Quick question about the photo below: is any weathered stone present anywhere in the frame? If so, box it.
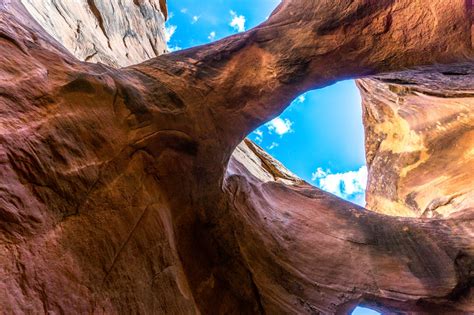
[359,65,474,218]
[1,0,474,314]
[20,0,168,67]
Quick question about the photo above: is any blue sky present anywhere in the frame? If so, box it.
[165,1,368,208]
[352,306,381,315]
[165,2,377,314]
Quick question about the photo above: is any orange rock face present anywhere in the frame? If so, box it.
[1,0,474,314]
[359,67,474,218]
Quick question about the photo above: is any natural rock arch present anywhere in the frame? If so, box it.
[0,0,473,313]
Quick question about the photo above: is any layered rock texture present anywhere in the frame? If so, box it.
[1,0,474,314]
[359,67,474,218]
[20,0,168,67]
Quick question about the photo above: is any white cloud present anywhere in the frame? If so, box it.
[167,45,182,52]
[164,16,180,52]
[230,10,246,32]
[191,15,200,24]
[312,166,368,206]
[297,94,306,103]
[267,142,279,150]
[266,117,293,136]
[164,24,177,43]
[253,129,263,143]
[208,31,216,41]
[180,8,188,13]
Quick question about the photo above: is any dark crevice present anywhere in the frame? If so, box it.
[84,51,97,62]
[86,0,112,50]
[422,194,462,218]
[379,78,416,85]
[441,71,469,76]
[247,268,266,315]
[159,0,168,20]
[448,251,474,301]
[148,36,160,57]
[0,32,28,55]
[51,0,73,29]
[84,44,98,62]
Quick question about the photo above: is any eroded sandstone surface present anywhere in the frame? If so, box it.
[20,0,167,67]
[1,0,474,314]
[359,67,474,218]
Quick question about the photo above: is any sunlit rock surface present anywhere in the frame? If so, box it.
[359,66,474,218]
[21,0,168,67]
[1,0,474,314]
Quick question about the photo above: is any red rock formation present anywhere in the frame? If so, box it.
[358,67,474,218]
[1,0,474,314]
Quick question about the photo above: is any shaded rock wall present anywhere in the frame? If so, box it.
[0,1,199,314]
[1,0,474,314]
[359,66,474,218]
[225,153,474,314]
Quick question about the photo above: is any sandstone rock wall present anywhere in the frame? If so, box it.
[1,0,474,314]
[20,0,168,67]
[19,1,474,222]
[359,66,474,218]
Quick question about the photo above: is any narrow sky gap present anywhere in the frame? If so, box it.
[166,0,369,207]
[248,80,367,205]
[352,306,382,315]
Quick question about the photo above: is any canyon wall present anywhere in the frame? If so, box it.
[1,0,474,314]
[20,0,168,67]
[19,0,474,221]
[359,67,474,218]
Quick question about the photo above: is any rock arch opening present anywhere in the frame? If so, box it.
[241,64,474,220]
[352,306,381,315]
[1,0,473,314]
[245,79,368,206]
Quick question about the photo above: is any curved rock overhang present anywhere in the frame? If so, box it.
[0,0,473,313]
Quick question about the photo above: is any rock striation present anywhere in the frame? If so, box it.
[358,67,474,218]
[1,0,474,314]
[20,0,168,67]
